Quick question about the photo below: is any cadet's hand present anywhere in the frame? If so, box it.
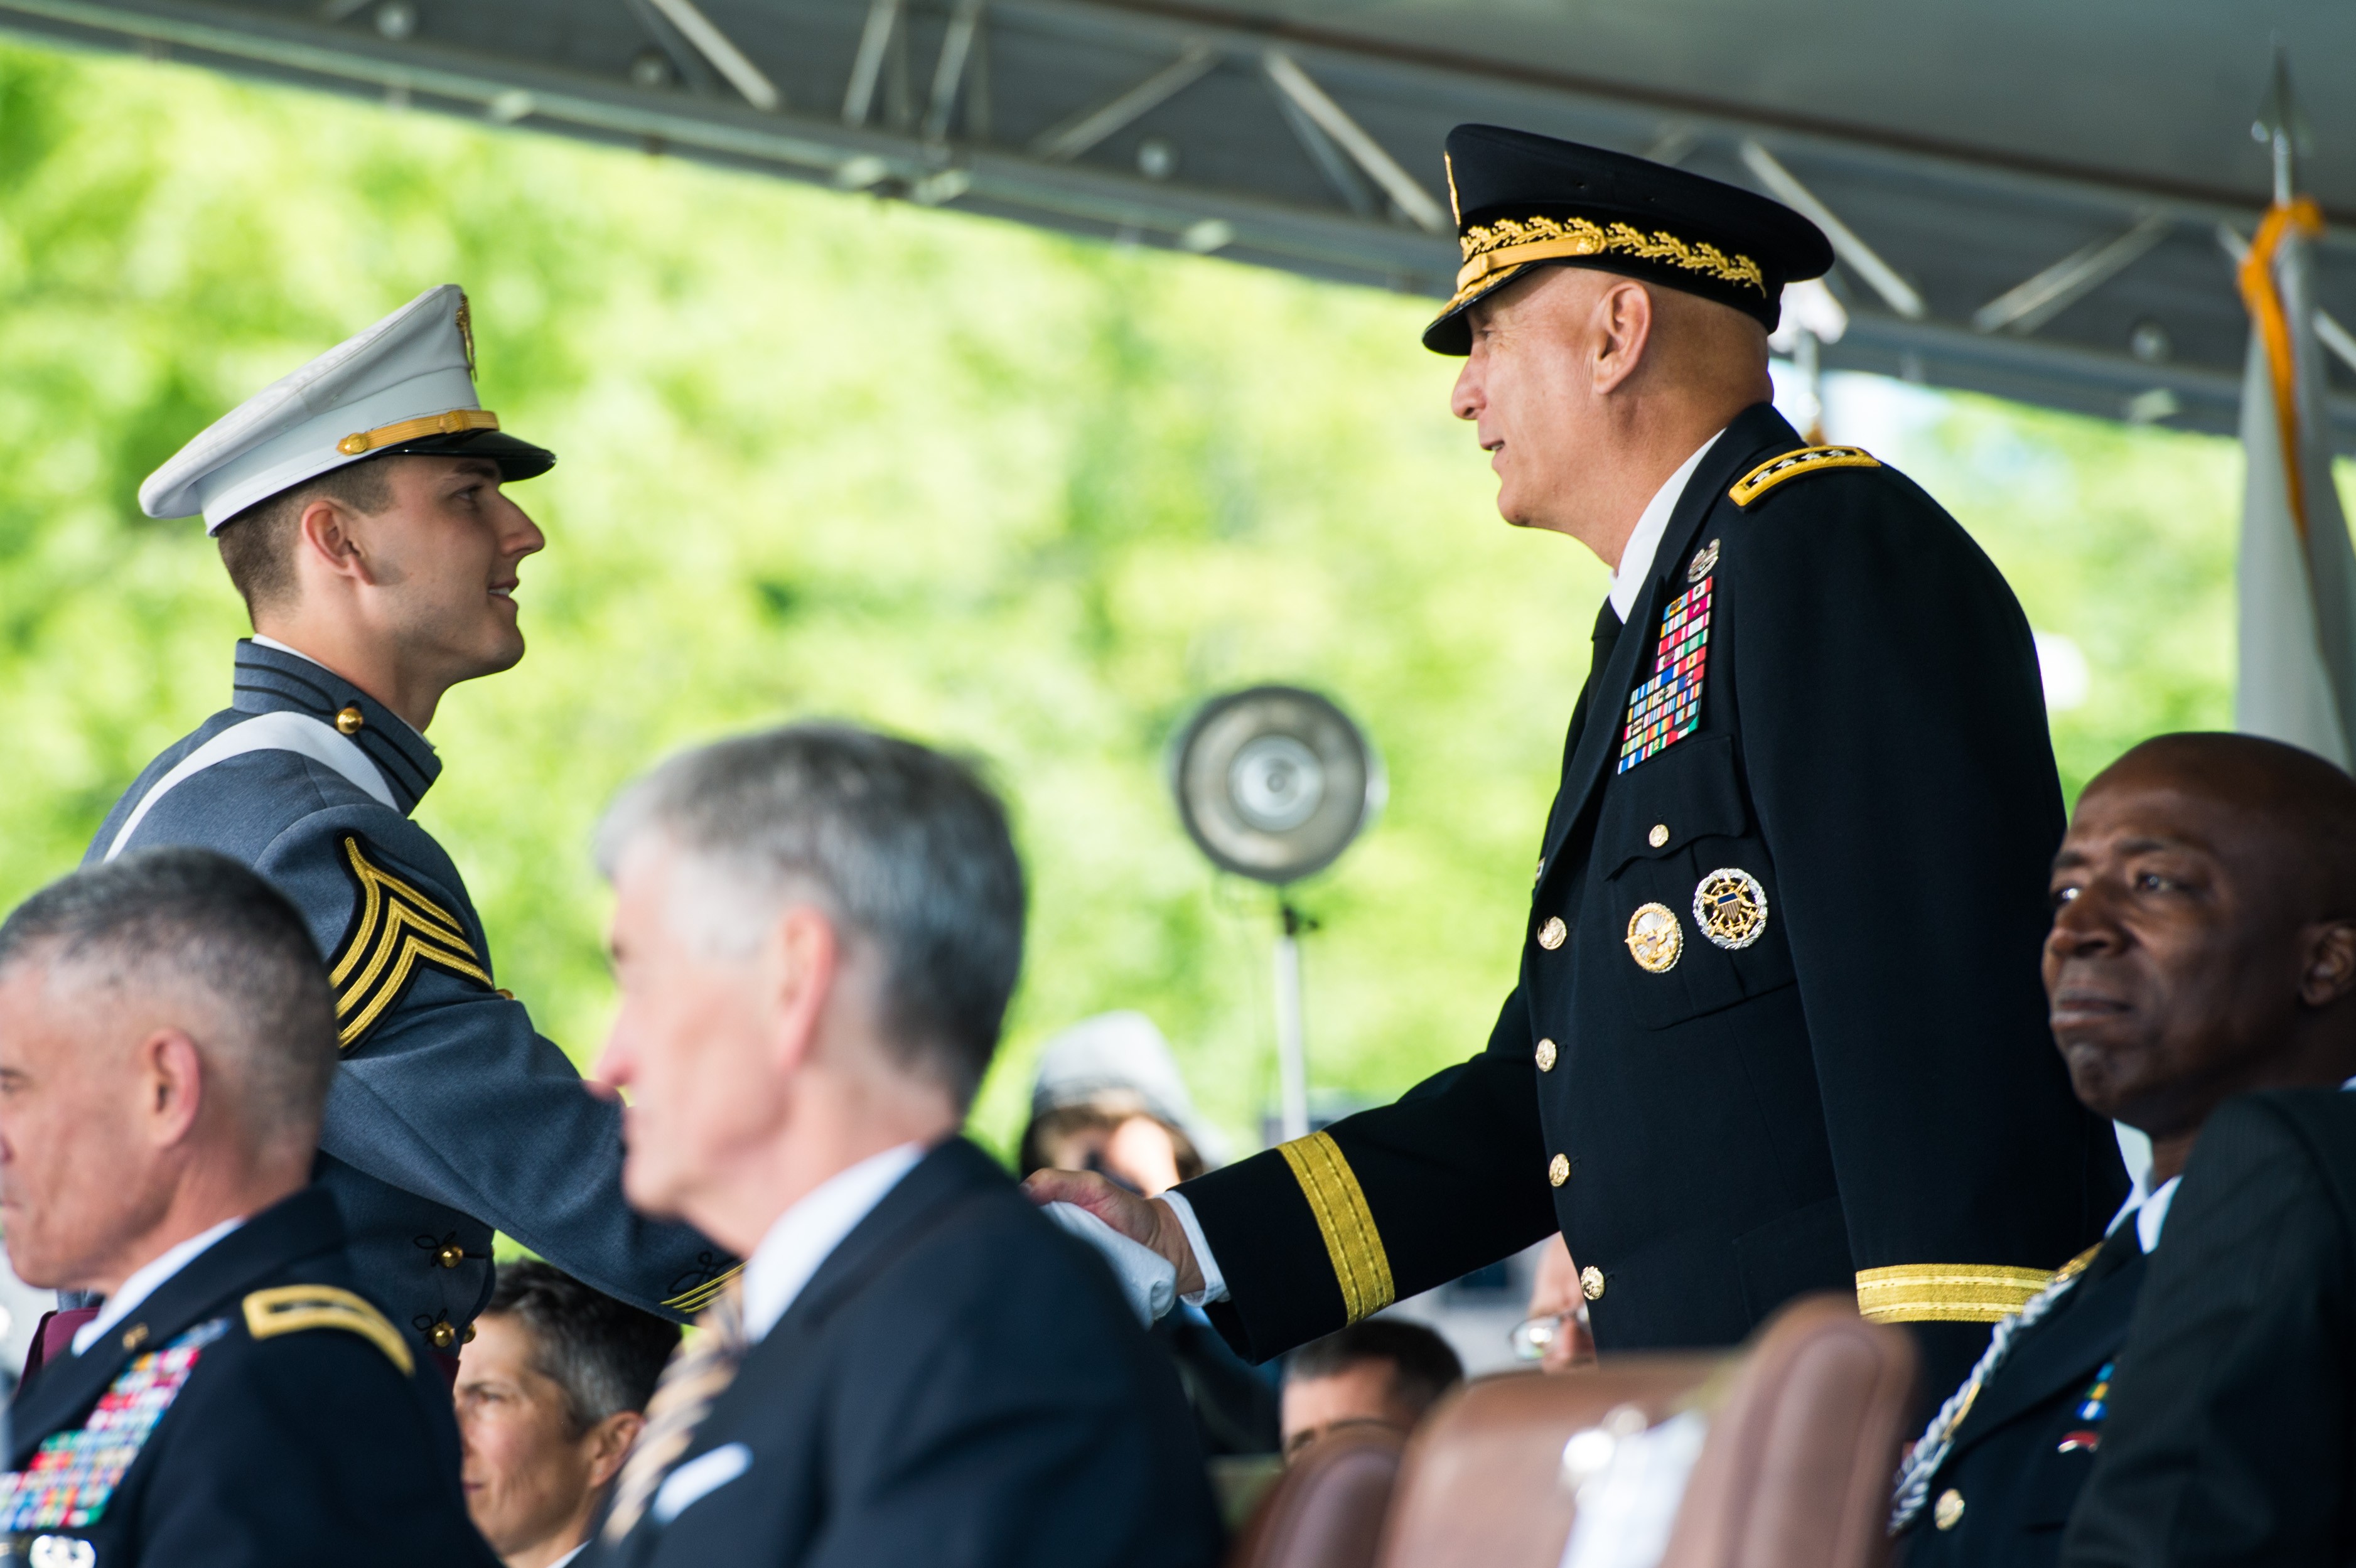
[1023,1168,1206,1297]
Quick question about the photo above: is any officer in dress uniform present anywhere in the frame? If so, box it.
[76,286,731,1365]
[0,849,496,1567]
[1032,126,2125,1393]
[1893,733,2356,1564]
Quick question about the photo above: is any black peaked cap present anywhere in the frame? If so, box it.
[1424,124,1834,354]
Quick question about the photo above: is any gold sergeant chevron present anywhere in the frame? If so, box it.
[328,836,493,1050]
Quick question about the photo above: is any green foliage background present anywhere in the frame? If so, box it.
[0,40,2252,1159]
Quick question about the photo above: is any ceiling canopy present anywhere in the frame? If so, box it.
[7,0,2354,440]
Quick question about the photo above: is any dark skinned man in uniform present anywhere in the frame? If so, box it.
[63,287,731,1373]
[1033,126,2124,1394]
[1892,733,2356,1564]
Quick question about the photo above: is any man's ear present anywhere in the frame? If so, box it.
[584,1409,644,1490]
[2301,920,2356,1009]
[1591,279,1656,397]
[761,905,842,1076]
[137,1028,206,1149]
[294,496,380,588]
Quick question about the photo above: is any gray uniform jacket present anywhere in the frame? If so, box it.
[85,640,733,1351]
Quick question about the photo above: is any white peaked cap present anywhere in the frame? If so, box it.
[140,284,550,532]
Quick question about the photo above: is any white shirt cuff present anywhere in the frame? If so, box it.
[1158,1188,1229,1306]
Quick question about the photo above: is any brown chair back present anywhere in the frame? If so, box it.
[1374,1355,1723,1568]
[1660,1294,1918,1568]
[1225,1426,1406,1568]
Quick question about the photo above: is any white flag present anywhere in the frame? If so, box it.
[2235,198,2356,769]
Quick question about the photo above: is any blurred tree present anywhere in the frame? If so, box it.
[0,41,2271,1165]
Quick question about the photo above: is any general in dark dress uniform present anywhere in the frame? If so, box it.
[1161,127,2125,1388]
[93,287,731,1357]
[0,1187,495,1568]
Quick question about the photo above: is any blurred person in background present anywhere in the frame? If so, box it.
[458,1260,679,1567]
[1511,1235,1596,1372]
[589,724,1221,1568]
[0,849,492,1565]
[1281,1319,1464,1459]
[1888,735,2356,1567]
[1021,1012,1279,1458]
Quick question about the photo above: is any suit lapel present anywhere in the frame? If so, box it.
[1541,403,1799,873]
[1951,1243,2144,1449]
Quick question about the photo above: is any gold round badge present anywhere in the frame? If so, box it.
[1625,903,1682,972]
[1547,1153,1570,1186]
[1537,915,1568,950]
[1934,1488,1966,1531]
[1579,1265,1606,1301]
[1692,867,1770,950]
[1535,1036,1558,1071]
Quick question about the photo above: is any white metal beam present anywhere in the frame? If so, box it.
[642,0,779,112]
[1972,214,2170,335]
[841,0,901,127]
[1262,50,1445,235]
[1028,43,1211,161]
[1740,139,1924,321]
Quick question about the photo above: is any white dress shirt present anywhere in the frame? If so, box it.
[1608,429,1727,623]
[1160,428,1731,1314]
[741,1142,926,1343]
[73,1216,246,1356]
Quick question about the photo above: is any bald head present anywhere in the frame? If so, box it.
[2045,733,2356,1181]
[1450,265,1772,564]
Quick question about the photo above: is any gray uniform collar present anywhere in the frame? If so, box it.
[230,640,441,814]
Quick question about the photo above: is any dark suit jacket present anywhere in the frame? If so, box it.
[2063,1089,2356,1567]
[592,1139,1224,1568]
[1,1186,495,1567]
[1183,402,2122,1389]
[1900,1228,2143,1568]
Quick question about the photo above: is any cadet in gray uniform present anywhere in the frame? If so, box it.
[85,285,733,1364]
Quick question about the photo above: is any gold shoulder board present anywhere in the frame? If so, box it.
[1728,444,1881,508]
[328,835,493,1051]
[244,1284,416,1375]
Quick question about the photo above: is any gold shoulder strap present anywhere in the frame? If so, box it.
[244,1284,416,1375]
[1728,444,1881,508]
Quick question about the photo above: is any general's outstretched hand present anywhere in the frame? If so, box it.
[1023,1168,1207,1298]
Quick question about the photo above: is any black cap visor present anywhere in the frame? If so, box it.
[375,427,556,483]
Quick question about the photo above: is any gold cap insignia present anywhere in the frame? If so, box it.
[1625,903,1682,972]
[456,291,476,378]
[1692,867,1769,950]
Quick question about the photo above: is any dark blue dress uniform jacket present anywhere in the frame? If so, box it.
[591,1139,1224,1568]
[1899,1227,2143,1568]
[1181,401,2125,1389]
[0,1187,497,1568]
[83,642,730,1351]
[2064,1089,2356,1567]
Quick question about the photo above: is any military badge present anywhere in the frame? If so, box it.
[1617,576,1711,773]
[1625,903,1683,972]
[1687,537,1720,582]
[0,1319,230,1532]
[1692,868,1769,950]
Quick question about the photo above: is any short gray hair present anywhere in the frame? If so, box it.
[597,722,1026,1104]
[0,848,338,1148]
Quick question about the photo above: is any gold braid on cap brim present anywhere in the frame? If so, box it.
[1439,214,1767,315]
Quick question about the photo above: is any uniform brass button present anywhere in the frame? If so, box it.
[335,705,364,736]
[1535,1037,1557,1071]
[1934,1488,1965,1532]
[1579,1265,1606,1301]
[1547,1152,1570,1186]
[1648,823,1669,848]
[436,1244,465,1269]
[1537,916,1568,950]
[428,1321,458,1351]
[463,1321,477,1345]
[121,1323,149,1352]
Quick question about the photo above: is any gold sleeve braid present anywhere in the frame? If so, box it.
[662,1263,743,1314]
[1855,1262,2056,1324]
[1276,1132,1396,1324]
[328,835,493,1050]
